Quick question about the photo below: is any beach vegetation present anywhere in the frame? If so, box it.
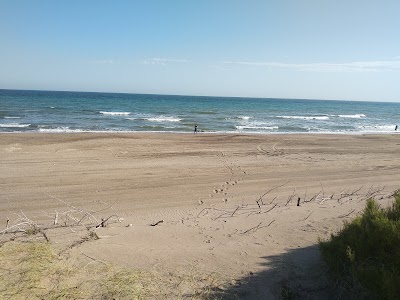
[0,239,224,299]
[319,191,400,299]
[0,240,160,299]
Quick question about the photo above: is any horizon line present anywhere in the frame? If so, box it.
[0,88,399,104]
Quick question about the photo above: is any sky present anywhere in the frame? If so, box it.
[0,0,399,102]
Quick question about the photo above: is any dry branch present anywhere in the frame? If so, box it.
[242,220,275,235]
[304,191,322,203]
[256,181,289,204]
[231,206,240,217]
[338,209,356,218]
[285,189,296,206]
[94,215,120,228]
[337,186,363,202]
[304,210,314,221]
[150,220,164,226]
[242,222,263,235]
[2,193,121,242]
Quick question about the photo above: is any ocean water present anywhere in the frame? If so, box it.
[1,89,399,134]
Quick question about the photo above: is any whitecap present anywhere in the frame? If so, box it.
[357,125,396,132]
[146,116,181,122]
[236,125,278,130]
[338,114,366,118]
[4,116,21,119]
[277,115,329,120]
[100,111,131,116]
[0,123,31,128]
[39,127,88,133]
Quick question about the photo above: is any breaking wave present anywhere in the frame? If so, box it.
[277,115,329,120]
[100,111,131,116]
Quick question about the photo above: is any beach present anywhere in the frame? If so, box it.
[1,133,400,298]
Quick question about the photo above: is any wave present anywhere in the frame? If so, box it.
[277,115,329,120]
[337,114,366,118]
[4,116,21,119]
[100,111,131,116]
[238,116,251,120]
[0,123,31,128]
[236,125,278,130]
[357,125,397,132]
[146,116,181,122]
[192,110,217,115]
[38,127,114,133]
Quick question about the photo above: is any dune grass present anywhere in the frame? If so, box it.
[0,238,225,299]
[319,191,400,299]
[0,241,147,299]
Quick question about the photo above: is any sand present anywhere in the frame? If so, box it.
[1,133,400,298]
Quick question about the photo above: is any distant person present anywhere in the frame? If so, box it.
[396,125,398,131]
[194,124,198,134]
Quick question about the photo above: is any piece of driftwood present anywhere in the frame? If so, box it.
[150,220,164,226]
[256,181,289,205]
[338,209,356,218]
[304,210,314,221]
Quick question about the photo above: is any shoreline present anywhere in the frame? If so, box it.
[1,130,399,136]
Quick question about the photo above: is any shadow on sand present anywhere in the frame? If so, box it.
[206,244,339,300]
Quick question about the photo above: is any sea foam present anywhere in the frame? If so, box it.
[338,114,366,118]
[100,111,131,116]
[236,125,278,130]
[277,115,329,120]
[357,125,396,132]
[146,116,181,122]
[0,123,30,128]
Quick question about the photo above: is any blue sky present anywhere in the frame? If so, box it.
[1,0,399,102]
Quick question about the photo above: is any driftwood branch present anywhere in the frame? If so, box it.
[338,209,356,218]
[242,219,275,235]
[242,222,263,235]
[150,220,164,226]
[304,210,314,221]
[285,189,296,206]
[257,181,289,204]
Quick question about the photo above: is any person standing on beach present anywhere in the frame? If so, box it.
[396,125,398,131]
[194,124,198,133]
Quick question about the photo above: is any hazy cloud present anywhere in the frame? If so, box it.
[223,60,400,72]
[142,58,189,65]
[89,59,114,64]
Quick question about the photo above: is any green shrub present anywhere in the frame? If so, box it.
[319,192,400,299]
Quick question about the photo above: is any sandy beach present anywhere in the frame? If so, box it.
[1,133,400,298]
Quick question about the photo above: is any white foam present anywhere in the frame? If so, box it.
[236,125,278,130]
[338,114,366,118]
[146,116,181,122]
[277,115,329,120]
[100,111,131,116]
[4,116,21,119]
[238,116,251,120]
[0,123,30,128]
[39,127,90,133]
[357,125,396,132]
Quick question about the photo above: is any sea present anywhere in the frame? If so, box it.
[1,89,399,134]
